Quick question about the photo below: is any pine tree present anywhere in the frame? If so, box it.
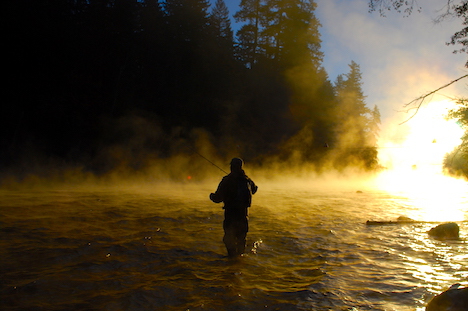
[211,0,234,43]
[262,0,322,67]
[335,61,369,145]
[368,105,381,147]
[163,0,211,44]
[334,61,379,169]
[234,0,322,69]
[234,0,264,67]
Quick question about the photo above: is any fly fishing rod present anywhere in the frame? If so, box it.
[195,151,228,175]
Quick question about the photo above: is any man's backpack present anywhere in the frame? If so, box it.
[234,177,253,207]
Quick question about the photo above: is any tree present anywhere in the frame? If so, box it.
[444,98,468,177]
[334,61,379,169]
[209,0,237,87]
[211,0,234,43]
[335,61,369,145]
[262,0,322,68]
[447,1,468,62]
[368,105,381,147]
[399,74,468,124]
[3,0,388,176]
[368,0,421,16]
[279,67,337,164]
[161,0,224,130]
[163,0,211,38]
[234,0,264,67]
[234,0,322,68]
[369,1,468,127]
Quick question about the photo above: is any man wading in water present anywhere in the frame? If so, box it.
[210,158,258,257]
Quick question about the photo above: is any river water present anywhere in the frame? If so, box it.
[1,178,467,310]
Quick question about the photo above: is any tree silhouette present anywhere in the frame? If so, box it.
[234,0,263,67]
[333,61,379,169]
[1,0,381,177]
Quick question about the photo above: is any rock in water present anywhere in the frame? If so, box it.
[397,216,415,222]
[426,284,468,311]
[366,216,416,225]
[428,223,460,239]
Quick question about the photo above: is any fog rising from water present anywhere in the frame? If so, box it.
[0,145,379,193]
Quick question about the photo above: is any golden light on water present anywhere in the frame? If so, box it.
[375,100,468,221]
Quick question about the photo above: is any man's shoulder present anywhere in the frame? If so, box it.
[219,174,233,186]
[221,174,232,181]
[222,172,254,184]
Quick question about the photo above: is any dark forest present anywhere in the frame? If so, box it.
[3,0,381,181]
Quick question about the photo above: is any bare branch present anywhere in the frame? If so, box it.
[433,0,459,23]
[368,0,421,17]
[399,74,468,124]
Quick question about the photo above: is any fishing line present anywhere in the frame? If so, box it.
[195,151,228,175]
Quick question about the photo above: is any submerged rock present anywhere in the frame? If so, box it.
[397,216,415,222]
[428,222,460,240]
[426,284,468,311]
[366,216,416,225]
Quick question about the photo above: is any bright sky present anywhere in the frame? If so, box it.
[222,0,466,115]
[221,0,467,154]
[216,0,468,219]
[318,0,467,118]
[315,1,467,168]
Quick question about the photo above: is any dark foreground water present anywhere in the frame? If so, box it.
[1,181,467,310]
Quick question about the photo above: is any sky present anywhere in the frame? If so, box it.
[219,0,468,168]
[220,0,466,115]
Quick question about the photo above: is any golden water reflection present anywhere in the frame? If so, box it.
[375,99,467,221]
[375,167,468,222]
[372,161,468,298]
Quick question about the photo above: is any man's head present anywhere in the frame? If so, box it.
[230,157,243,172]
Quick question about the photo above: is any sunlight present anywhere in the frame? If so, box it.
[375,100,467,221]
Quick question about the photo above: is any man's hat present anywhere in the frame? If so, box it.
[230,157,243,168]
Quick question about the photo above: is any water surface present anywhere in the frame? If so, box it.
[1,182,467,310]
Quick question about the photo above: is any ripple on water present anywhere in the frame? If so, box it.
[1,187,467,310]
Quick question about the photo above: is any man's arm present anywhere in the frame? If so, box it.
[210,178,226,203]
[249,179,258,195]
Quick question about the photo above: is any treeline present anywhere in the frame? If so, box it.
[3,0,381,177]
[444,98,468,178]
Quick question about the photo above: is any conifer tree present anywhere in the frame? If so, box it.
[234,0,264,67]
[334,61,379,169]
[161,0,223,130]
[368,105,381,147]
[262,0,322,67]
[335,61,369,145]
[211,0,234,43]
[163,0,211,43]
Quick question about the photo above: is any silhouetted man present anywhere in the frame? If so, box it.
[210,158,258,257]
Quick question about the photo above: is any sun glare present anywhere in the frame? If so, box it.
[375,100,467,221]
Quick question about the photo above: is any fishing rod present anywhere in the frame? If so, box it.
[195,151,229,175]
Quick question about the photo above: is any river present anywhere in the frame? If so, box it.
[1,178,467,310]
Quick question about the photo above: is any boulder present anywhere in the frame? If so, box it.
[426,284,468,311]
[428,222,460,239]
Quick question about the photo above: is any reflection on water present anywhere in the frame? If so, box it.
[0,181,467,310]
[375,167,468,221]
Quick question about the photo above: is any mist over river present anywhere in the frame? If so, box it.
[1,180,467,310]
